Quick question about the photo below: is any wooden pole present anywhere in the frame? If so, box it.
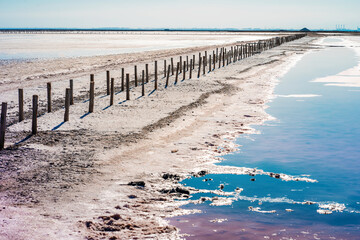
[216,48,219,62]
[18,88,24,121]
[134,65,138,87]
[223,48,225,67]
[209,55,212,72]
[197,55,202,78]
[121,68,125,92]
[164,60,166,78]
[0,102,7,150]
[64,88,70,122]
[213,52,216,70]
[189,59,193,79]
[203,56,206,75]
[219,49,222,68]
[166,65,170,88]
[110,78,114,105]
[204,51,207,67]
[32,95,38,135]
[70,79,74,105]
[89,74,95,113]
[175,62,179,84]
[142,70,145,96]
[126,74,130,100]
[183,61,186,80]
[186,56,189,71]
[106,70,110,95]
[179,56,182,73]
[154,61,158,90]
[146,64,149,83]
[46,83,51,113]
[192,55,195,69]
[171,58,174,75]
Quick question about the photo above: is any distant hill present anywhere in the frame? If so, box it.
[300,28,311,32]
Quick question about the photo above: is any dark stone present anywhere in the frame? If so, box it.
[111,214,121,220]
[128,195,137,199]
[85,221,92,228]
[175,187,190,195]
[197,170,207,176]
[275,174,281,179]
[162,173,180,181]
[250,178,256,181]
[128,181,145,187]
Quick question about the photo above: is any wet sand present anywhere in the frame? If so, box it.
[0,33,319,239]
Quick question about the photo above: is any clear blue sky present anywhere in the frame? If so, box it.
[0,0,359,30]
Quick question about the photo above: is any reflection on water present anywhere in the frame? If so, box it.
[172,39,360,239]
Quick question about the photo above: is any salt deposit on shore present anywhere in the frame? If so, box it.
[0,33,321,239]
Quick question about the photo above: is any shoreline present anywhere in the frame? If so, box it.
[0,35,319,239]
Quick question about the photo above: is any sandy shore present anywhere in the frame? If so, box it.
[0,34,320,239]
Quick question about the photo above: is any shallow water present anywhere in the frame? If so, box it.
[172,39,360,239]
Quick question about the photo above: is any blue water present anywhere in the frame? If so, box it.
[172,40,360,239]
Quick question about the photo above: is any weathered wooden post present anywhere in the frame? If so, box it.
[175,62,179,84]
[134,66,138,87]
[189,59,193,79]
[64,88,70,122]
[192,55,195,69]
[223,48,225,67]
[216,48,219,62]
[0,102,7,150]
[32,95,38,135]
[183,61,186,80]
[179,56,182,73]
[106,70,110,95]
[186,56,189,71]
[121,68,125,92]
[110,78,114,105]
[146,64,149,83]
[18,88,24,121]
[204,51,207,67]
[166,65,170,88]
[154,61,158,90]
[171,58,174,75]
[197,55,202,78]
[209,55,212,72]
[89,74,95,113]
[126,74,130,100]
[70,79,74,105]
[213,52,216,70]
[142,70,145,96]
[219,49,222,68]
[164,60,167,78]
[46,83,52,113]
[203,56,206,75]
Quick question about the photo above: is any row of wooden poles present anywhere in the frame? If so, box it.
[0,34,306,150]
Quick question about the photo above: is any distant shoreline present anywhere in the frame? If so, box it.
[0,28,359,33]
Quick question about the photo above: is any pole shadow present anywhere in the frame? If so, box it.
[52,122,65,131]
[15,135,32,145]
[80,112,91,119]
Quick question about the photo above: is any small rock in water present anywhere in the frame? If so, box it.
[250,178,256,181]
[197,170,207,176]
[275,174,281,179]
[219,184,224,190]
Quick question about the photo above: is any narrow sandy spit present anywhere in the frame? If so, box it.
[0,36,319,239]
